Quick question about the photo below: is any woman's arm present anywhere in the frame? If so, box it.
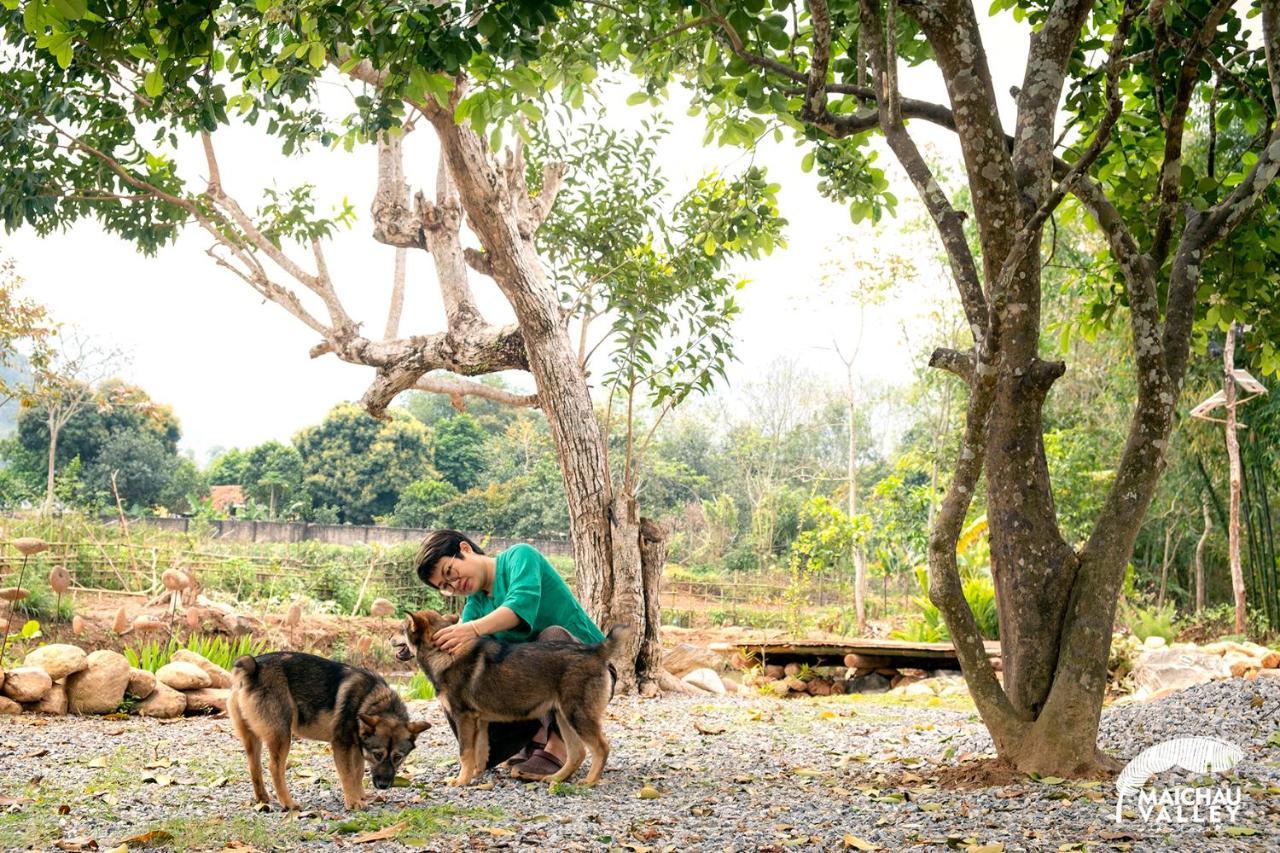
[433,606,520,653]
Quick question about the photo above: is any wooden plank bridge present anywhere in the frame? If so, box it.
[719,638,1003,671]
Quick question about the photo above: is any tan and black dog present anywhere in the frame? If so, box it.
[394,610,628,787]
[228,651,429,810]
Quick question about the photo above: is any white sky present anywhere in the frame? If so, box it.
[4,14,1029,463]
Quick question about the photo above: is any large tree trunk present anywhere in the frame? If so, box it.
[423,110,654,689]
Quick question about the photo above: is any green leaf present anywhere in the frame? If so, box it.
[51,0,87,19]
[626,91,649,106]
[143,67,164,99]
[308,43,325,68]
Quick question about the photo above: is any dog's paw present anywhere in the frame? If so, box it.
[343,797,369,810]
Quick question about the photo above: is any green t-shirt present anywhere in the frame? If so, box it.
[460,543,604,644]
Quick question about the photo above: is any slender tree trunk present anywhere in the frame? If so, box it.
[1196,494,1212,613]
[1224,325,1247,633]
[846,386,866,633]
[42,422,60,515]
[637,516,667,695]
[1157,525,1176,610]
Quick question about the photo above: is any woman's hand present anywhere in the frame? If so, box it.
[433,621,481,654]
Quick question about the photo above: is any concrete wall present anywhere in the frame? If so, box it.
[103,515,573,555]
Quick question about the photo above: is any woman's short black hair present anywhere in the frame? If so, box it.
[414,529,485,588]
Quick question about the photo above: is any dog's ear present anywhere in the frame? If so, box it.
[358,714,380,737]
[406,612,427,641]
[407,720,431,736]
[444,612,460,625]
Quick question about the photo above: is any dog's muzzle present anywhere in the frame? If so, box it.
[391,637,414,662]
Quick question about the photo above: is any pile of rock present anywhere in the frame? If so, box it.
[0,643,233,719]
[1119,635,1280,703]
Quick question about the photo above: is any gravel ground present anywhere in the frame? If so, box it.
[1,680,1277,852]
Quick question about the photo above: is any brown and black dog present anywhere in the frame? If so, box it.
[228,651,429,810]
[394,610,628,787]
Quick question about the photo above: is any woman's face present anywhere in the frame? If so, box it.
[427,543,485,596]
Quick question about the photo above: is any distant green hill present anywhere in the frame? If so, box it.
[0,358,31,436]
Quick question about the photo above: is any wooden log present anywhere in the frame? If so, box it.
[844,653,895,669]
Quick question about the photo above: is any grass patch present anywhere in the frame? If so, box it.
[125,814,308,851]
[329,803,505,846]
[547,781,591,796]
[398,670,436,700]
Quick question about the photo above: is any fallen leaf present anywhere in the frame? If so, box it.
[636,784,661,799]
[473,781,496,790]
[1223,826,1259,837]
[54,839,98,851]
[87,757,108,769]
[919,802,943,813]
[476,827,514,836]
[965,844,1004,853]
[1036,776,1065,786]
[58,804,71,815]
[842,835,878,850]
[143,757,172,770]
[209,777,228,789]
[25,748,49,758]
[1098,830,1137,841]
[141,774,173,787]
[348,821,406,844]
[792,767,824,778]
[122,830,174,846]
[693,722,726,735]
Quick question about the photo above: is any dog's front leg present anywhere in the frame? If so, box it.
[451,715,479,787]
[333,743,368,810]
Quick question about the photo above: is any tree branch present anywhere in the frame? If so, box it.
[859,0,988,339]
[413,372,539,410]
[1011,0,1098,203]
[1150,0,1236,268]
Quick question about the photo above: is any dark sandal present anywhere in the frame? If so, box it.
[509,748,564,779]
[501,739,546,768]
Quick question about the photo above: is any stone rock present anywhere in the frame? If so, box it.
[900,680,936,697]
[71,615,85,636]
[369,598,395,618]
[721,675,741,694]
[663,643,722,677]
[763,664,785,680]
[66,649,131,714]
[135,681,186,718]
[112,607,129,633]
[0,695,20,714]
[1263,651,1280,669]
[1142,635,1167,650]
[183,687,230,714]
[848,672,893,694]
[156,661,212,691]
[783,662,803,678]
[807,679,833,697]
[126,668,156,700]
[171,650,231,689]
[784,676,809,694]
[1130,647,1231,698]
[767,678,792,696]
[24,644,88,681]
[681,667,726,695]
[25,682,67,715]
[2,667,53,703]
[829,679,848,695]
